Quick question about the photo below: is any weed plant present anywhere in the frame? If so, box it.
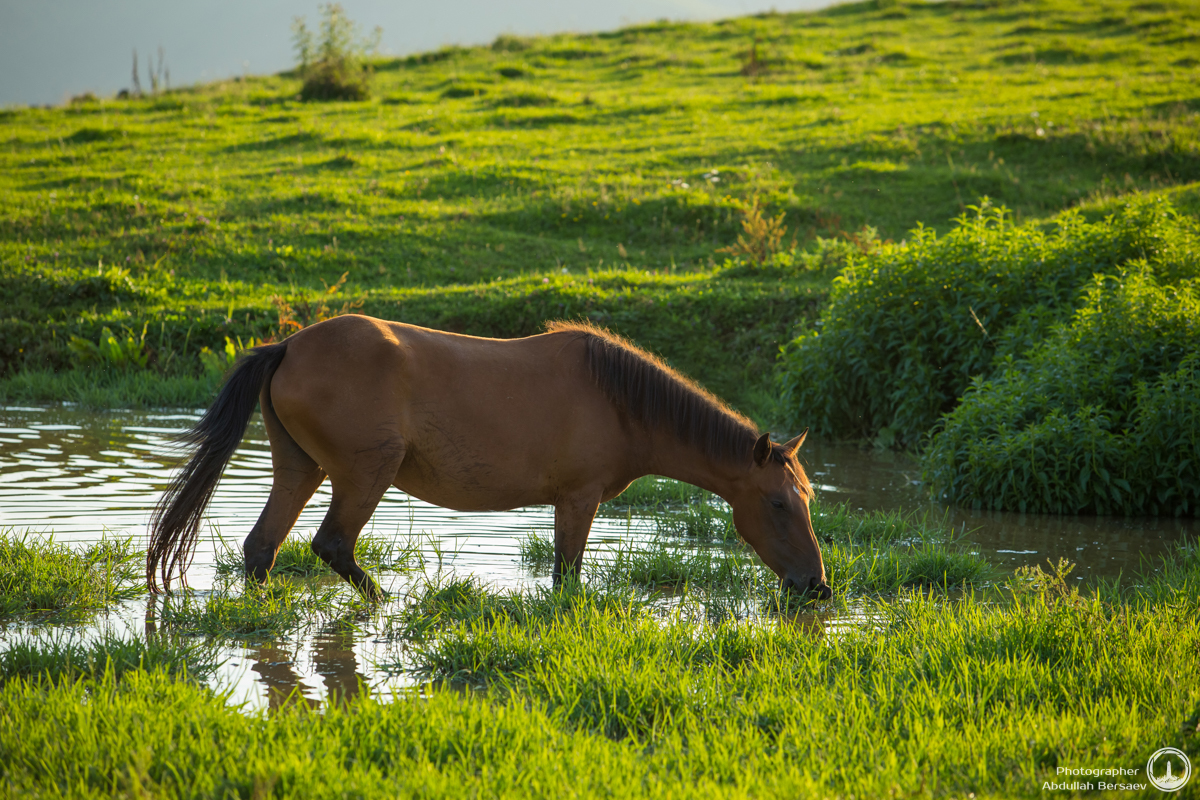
[213,531,419,577]
[0,632,218,684]
[924,266,1200,514]
[0,531,144,616]
[292,4,381,102]
[778,196,1197,447]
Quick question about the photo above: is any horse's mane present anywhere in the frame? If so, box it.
[547,320,796,471]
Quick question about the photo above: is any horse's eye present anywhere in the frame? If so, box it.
[770,499,785,509]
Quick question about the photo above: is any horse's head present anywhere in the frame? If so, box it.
[729,430,830,600]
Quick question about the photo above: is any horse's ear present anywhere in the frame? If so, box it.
[753,433,772,467]
[782,428,808,457]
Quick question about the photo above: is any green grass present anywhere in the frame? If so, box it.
[0,367,220,409]
[5,0,1200,418]
[382,576,639,645]
[518,498,987,599]
[212,531,421,577]
[156,577,357,638]
[601,475,709,511]
[0,632,218,684]
[0,530,145,616]
[2,545,1195,798]
[517,529,555,571]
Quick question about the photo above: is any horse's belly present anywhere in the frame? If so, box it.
[393,416,627,512]
[391,457,557,512]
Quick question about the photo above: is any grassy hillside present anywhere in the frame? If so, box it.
[2,0,1198,414]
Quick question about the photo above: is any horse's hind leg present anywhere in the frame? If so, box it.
[312,439,406,600]
[243,391,326,580]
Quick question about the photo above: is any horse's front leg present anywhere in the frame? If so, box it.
[552,492,601,587]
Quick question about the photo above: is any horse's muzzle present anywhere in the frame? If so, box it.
[782,575,832,601]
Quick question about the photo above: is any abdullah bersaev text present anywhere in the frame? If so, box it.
[1043,766,1144,792]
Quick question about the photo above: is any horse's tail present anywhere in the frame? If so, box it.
[147,342,289,592]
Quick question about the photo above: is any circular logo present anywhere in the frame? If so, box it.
[1147,747,1192,793]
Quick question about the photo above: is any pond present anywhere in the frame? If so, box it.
[1,405,1196,709]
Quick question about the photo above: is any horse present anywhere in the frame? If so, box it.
[148,314,830,600]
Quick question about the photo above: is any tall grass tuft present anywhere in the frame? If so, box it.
[517,530,554,571]
[0,531,144,616]
[383,576,638,644]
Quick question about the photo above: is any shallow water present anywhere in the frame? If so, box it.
[0,405,1195,709]
[798,440,1198,582]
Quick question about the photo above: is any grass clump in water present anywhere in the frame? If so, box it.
[157,577,350,637]
[0,633,218,684]
[517,530,554,571]
[383,576,637,645]
[213,532,420,577]
[653,499,735,541]
[0,531,144,616]
[595,539,755,591]
[525,500,986,600]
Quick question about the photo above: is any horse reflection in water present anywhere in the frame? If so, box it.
[145,600,367,711]
[250,625,365,711]
[147,316,830,600]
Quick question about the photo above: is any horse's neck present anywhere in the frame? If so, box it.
[643,433,744,504]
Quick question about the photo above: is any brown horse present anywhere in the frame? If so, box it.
[148,315,830,599]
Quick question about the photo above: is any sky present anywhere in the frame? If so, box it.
[0,0,835,107]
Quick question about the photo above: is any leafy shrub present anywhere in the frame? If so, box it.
[292,3,380,102]
[299,59,371,102]
[777,197,1193,447]
[67,323,149,370]
[923,269,1200,515]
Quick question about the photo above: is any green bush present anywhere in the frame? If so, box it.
[777,197,1194,447]
[923,269,1200,515]
[292,3,380,102]
[299,59,371,102]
